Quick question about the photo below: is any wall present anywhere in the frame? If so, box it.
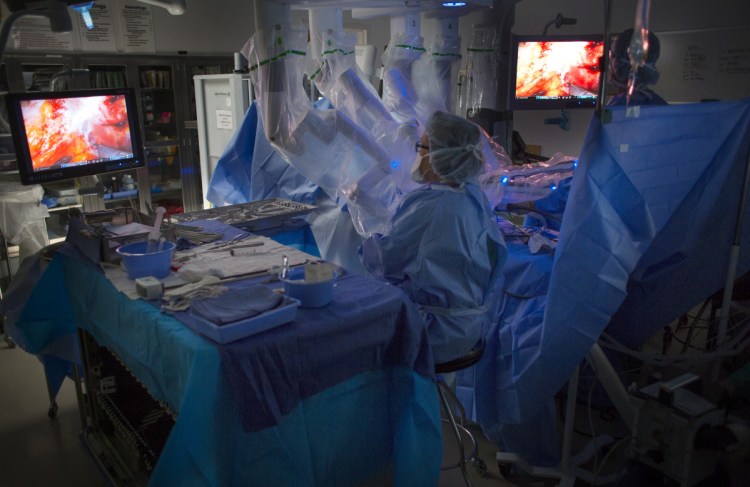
[149,1,258,55]
[6,0,748,157]
[511,0,750,156]
[2,0,308,56]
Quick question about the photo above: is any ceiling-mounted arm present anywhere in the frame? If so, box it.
[0,0,79,64]
[136,0,186,15]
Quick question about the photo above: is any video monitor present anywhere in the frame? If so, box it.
[5,87,144,185]
[510,34,605,110]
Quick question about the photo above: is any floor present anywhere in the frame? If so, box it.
[2,335,748,487]
[0,337,532,487]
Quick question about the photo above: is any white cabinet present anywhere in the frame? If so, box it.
[193,73,252,208]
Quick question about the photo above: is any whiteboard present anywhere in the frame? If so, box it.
[655,26,750,103]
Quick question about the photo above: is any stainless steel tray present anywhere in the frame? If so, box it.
[169,198,317,231]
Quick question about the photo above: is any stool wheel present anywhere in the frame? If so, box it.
[498,461,513,478]
[4,335,15,348]
[48,401,58,419]
[472,456,487,476]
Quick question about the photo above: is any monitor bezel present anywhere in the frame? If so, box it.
[509,33,605,111]
[5,87,145,185]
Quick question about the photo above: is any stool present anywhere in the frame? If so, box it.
[435,343,487,486]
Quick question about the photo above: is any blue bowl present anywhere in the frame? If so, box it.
[116,240,176,280]
[281,267,336,308]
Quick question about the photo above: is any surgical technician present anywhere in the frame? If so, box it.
[608,28,668,106]
[359,111,506,364]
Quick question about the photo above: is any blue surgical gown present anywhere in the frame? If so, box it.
[360,181,506,363]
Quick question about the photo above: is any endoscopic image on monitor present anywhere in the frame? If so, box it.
[510,35,605,110]
[5,87,144,185]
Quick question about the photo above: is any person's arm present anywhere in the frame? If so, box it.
[360,192,431,282]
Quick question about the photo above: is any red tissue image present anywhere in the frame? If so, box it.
[515,40,604,99]
[21,94,133,171]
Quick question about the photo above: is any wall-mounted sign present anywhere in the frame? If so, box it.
[118,0,156,53]
[10,15,75,51]
[78,0,117,52]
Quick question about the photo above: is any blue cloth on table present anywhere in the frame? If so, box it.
[17,250,442,486]
[189,285,283,325]
[1,252,81,403]
[212,274,435,432]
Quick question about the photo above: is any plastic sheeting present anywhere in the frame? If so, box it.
[625,0,654,107]
[311,28,418,194]
[0,179,49,262]
[411,34,462,127]
[455,26,499,119]
[244,24,404,238]
[381,32,425,123]
[498,153,577,207]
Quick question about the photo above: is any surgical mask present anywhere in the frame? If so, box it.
[411,154,428,184]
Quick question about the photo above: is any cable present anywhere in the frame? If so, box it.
[679,299,711,353]
[592,435,632,485]
[587,367,599,470]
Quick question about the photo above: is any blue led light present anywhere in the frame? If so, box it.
[390,160,399,169]
[550,184,557,191]
[501,175,509,185]
[443,1,466,6]
[73,2,95,30]
[573,159,579,169]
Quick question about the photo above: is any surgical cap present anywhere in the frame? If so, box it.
[610,28,661,87]
[425,111,484,184]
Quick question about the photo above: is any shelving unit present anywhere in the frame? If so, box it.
[2,53,233,216]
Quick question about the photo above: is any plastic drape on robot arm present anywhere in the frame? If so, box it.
[412,34,462,126]
[245,24,404,237]
[381,32,425,123]
[455,25,499,118]
[475,132,512,209]
[310,28,418,195]
[242,23,311,151]
[309,28,384,125]
[496,153,577,206]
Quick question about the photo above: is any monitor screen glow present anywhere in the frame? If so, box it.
[510,35,605,110]
[6,88,144,185]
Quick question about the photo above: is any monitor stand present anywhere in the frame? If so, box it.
[77,169,153,216]
[77,175,106,213]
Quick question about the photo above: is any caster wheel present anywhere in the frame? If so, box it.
[3,335,15,349]
[498,461,513,478]
[48,401,58,419]
[471,457,488,477]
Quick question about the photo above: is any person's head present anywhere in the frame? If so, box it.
[609,28,661,89]
[412,111,485,185]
